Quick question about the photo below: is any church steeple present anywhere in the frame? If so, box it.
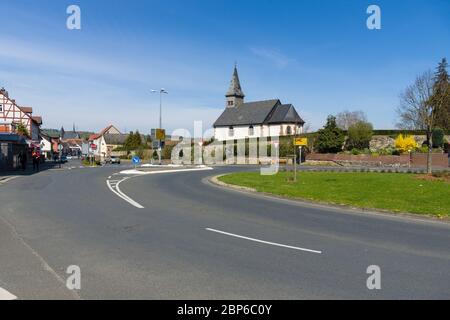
[225,65,245,108]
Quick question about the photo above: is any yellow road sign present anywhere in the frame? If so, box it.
[294,137,308,146]
[156,129,166,140]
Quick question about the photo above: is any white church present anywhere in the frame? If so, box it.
[213,66,305,141]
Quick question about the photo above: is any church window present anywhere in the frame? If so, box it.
[228,126,234,137]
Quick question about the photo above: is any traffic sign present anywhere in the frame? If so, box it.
[151,128,166,140]
[156,129,165,140]
[294,137,308,146]
[132,156,141,164]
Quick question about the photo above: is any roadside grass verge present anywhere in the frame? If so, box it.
[218,172,450,218]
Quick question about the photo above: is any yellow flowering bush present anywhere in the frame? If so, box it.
[395,134,418,153]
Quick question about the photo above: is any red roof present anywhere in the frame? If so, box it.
[89,124,116,140]
[20,106,33,114]
[32,116,42,125]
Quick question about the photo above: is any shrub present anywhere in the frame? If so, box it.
[162,145,175,160]
[135,146,145,160]
[346,121,373,150]
[395,134,418,153]
[351,148,360,155]
[416,145,429,153]
[432,128,445,148]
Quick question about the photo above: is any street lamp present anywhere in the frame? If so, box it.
[151,88,168,165]
[151,88,168,130]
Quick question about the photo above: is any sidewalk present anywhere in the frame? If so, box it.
[0,161,65,181]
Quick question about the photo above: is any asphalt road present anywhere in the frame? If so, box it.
[0,162,449,299]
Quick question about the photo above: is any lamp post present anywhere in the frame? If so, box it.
[151,89,168,165]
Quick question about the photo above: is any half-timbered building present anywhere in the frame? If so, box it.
[0,87,42,143]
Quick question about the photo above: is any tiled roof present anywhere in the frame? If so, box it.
[31,116,42,125]
[20,106,33,113]
[267,104,304,124]
[213,99,279,127]
[213,99,304,127]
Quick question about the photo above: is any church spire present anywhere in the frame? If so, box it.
[225,65,245,107]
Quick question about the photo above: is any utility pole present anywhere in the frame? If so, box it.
[151,88,168,165]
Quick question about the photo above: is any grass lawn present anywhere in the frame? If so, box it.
[218,172,450,218]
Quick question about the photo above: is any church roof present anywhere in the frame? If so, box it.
[226,66,245,98]
[267,104,305,124]
[213,99,304,127]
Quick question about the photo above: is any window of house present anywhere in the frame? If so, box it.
[228,100,234,106]
[286,126,292,135]
[248,125,254,136]
[0,104,2,112]
[228,126,234,137]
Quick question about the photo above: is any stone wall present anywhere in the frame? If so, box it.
[306,153,449,168]
[369,135,449,152]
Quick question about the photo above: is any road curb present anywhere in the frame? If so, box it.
[207,174,450,225]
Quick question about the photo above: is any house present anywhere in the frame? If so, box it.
[0,133,27,170]
[0,87,43,144]
[213,67,305,141]
[88,125,123,160]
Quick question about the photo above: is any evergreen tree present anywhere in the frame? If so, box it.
[315,115,345,153]
[124,131,135,152]
[433,58,450,130]
[134,130,142,147]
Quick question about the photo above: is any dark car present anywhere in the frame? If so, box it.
[60,155,68,163]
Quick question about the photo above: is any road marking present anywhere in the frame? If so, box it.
[206,228,322,254]
[0,176,19,185]
[106,166,214,208]
[106,178,144,209]
[0,287,17,300]
[119,166,213,175]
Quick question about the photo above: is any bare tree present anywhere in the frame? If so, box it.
[336,110,367,130]
[397,71,436,173]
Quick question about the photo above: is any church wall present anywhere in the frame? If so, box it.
[214,123,303,141]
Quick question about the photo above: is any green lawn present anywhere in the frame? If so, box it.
[218,172,450,217]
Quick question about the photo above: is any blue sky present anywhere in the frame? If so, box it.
[0,0,449,135]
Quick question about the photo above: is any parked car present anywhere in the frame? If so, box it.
[105,156,121,164]
[60,155,68,163]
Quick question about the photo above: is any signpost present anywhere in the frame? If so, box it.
[151,129,166,165]
[58,144,63,168]
[132,155,141,168]
[292,137,308,182]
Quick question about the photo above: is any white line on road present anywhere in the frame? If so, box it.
[0,287,17,300]
[106,178,144,209]
[106,166,214,208]
[119,166,213,175]
[206,228,322,254]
